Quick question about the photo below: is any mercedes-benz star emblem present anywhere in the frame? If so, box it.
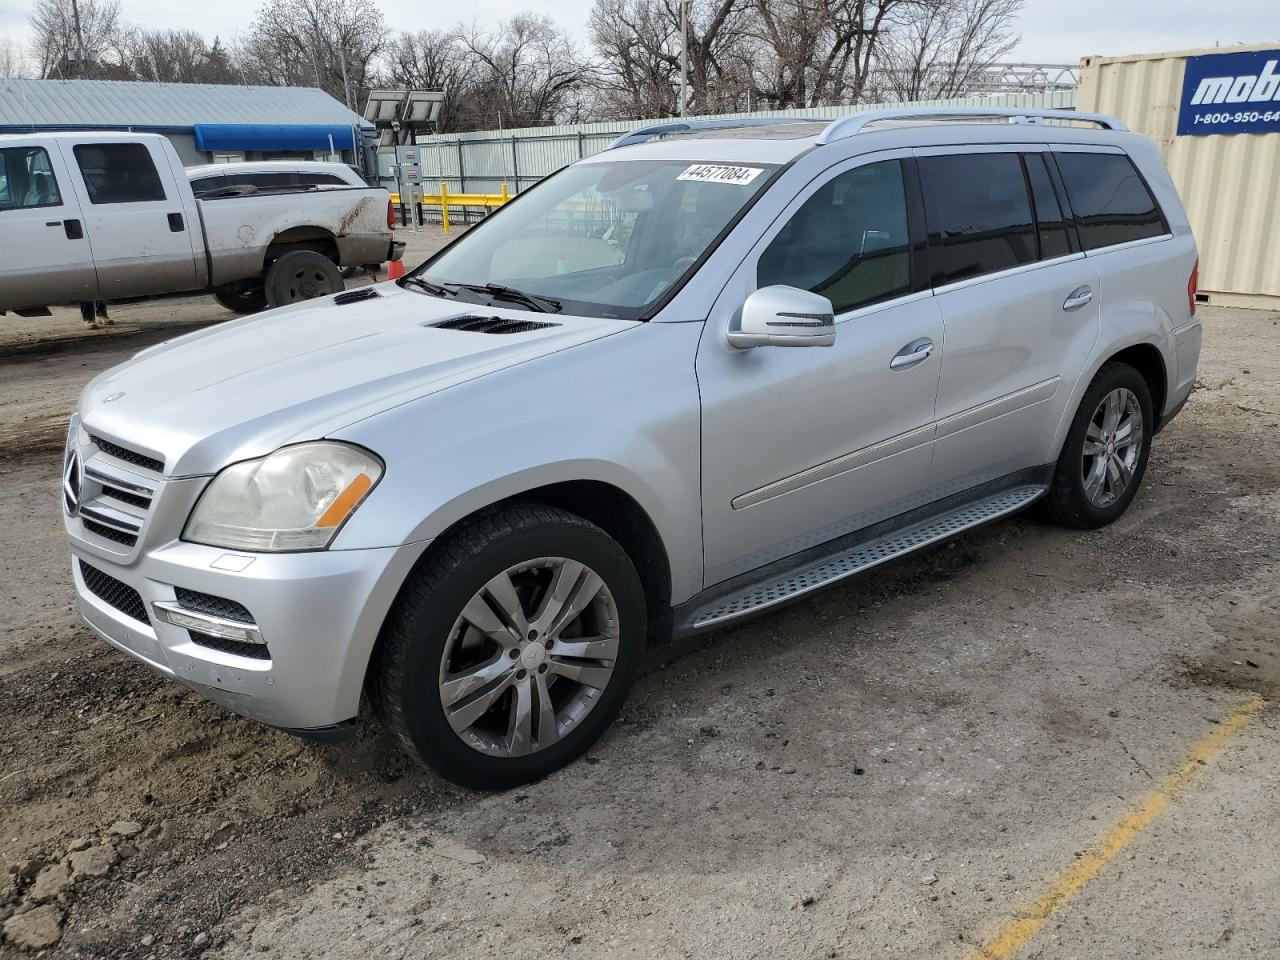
[63,450,83,517]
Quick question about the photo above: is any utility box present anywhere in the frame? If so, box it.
[1078,43,1280,309]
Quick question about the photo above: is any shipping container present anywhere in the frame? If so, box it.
[1077,44,1280,309]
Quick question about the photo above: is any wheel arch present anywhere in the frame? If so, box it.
[1048,336,1170,461]
[361,478,675,700]
[263,226,340,270]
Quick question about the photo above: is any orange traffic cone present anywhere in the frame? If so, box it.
[387,258,406,281]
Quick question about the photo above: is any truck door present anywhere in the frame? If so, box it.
[0,142,98,311]
[59,139,200,300]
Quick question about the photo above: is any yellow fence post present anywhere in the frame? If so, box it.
[440,181,450,235]
[500,182,510,204]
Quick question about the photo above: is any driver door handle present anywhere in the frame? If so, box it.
[890,338,934,370]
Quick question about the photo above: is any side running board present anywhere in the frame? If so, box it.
[684,484,1046,632]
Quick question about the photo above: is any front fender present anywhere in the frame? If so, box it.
[329,322,706,604]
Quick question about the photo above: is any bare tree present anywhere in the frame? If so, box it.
[383,29,479,132]
[745,0,921,108]
[30,0,128,79]
[236,0,387,107]
[590,0,754,117]
[0,36,32,78]
[875,0,1021,101]
[125,29,238,84]
[460,14,595,128]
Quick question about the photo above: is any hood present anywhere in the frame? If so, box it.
[78,282,636,477]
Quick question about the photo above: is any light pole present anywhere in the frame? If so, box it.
[679,0,688,117]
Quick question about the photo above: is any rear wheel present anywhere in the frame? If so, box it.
[376,504,645,790]
[1042,362,1153,529]
[264,250,343,308]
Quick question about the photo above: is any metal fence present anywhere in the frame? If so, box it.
[407,89,1078,215]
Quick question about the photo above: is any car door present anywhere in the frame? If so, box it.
[697,152,944,587]
[917,147,1101,490]
[58,139,200,299]
[0,142,98,311]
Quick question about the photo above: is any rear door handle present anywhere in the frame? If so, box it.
[890,338,935,370]
[1063,286,1093,311]
[62,219,83,240]
[167,212,185,232]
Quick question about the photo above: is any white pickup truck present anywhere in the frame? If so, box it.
[0,131,404,316]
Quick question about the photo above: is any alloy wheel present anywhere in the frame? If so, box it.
[1081,387,1143,508]
[438,557,620,758]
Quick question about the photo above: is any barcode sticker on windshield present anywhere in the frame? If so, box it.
[677,164,764,186]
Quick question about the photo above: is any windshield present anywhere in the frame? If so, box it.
[411,159,777,320]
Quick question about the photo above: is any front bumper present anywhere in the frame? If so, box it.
[70,535,428,732]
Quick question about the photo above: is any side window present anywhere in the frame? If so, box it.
[1023,153,1073,260]
[0,147,64,210]
[1054,152,1166,250]
[918,153,1037,286]
[757,159,912,315]
[298,173,348,187]
[73,143,167,204]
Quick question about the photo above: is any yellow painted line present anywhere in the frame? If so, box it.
[968,694,1266,960]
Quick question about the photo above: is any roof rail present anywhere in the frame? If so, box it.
[817,106,1127,144]
[607,116,815,149]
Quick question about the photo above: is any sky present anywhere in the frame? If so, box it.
[0,0,1275,67]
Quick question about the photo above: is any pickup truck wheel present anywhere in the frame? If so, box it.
[376,504,645,790]
[264,250,343,308]
[213,286,267,315]
[1042,362,1153,529]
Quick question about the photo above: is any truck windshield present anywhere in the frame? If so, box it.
[411,159,777,320]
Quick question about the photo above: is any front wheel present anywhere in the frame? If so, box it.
[213,285,267,315]
[375,505,646,790]
[1042,362,1153,529]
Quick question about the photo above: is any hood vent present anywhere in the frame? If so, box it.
[333,288,381,306]
[429,315,560,335]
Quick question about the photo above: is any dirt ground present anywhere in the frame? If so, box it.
[2,237,1278,959]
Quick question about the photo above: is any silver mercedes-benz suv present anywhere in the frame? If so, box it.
[64,107,1201,788]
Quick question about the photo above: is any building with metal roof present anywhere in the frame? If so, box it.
[0,78,375,167]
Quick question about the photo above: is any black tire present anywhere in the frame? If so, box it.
[1042,362,1153,529]
[376,504,646,790]
[213,285,267,315]
[264,250,343,308]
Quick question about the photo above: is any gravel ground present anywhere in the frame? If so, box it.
[1,243,1278,958]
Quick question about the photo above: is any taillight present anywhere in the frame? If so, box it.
[1187,258,1198,316]
[387,197,396,231]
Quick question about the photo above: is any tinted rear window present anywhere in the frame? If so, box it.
[74,143,166,204]
[918,153,1037,286]
[1055,152,1166,250]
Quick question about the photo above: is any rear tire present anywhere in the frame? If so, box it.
[1042,362,1153,529]
[375,504,646,790]
[213,285,267,315]
[264,250,343,308]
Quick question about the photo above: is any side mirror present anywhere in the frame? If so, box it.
[728,285,836,349]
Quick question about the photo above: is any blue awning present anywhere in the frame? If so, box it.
[193,123,359,152]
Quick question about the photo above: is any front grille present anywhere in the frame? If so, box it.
[431,315,559,335]
[79,560,149,624]
[75,441,161,550]
[189,631,270,660]
[89,435,164,474]
[174,588,254,624]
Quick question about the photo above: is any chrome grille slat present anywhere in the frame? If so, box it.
[79,499,145,534]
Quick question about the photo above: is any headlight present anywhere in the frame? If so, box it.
[183,442,383,552]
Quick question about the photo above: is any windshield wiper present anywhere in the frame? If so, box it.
[447,283,562,314]
[400,276,455,298]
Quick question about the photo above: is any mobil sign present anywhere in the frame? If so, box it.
[1178,48,1280,136]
